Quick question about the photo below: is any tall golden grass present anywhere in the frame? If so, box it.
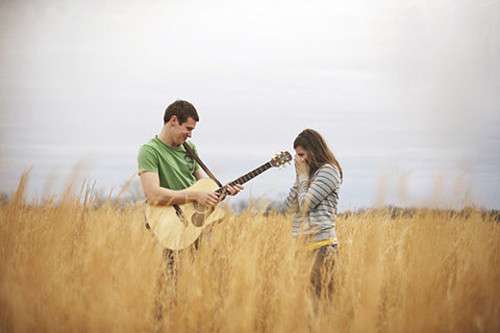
[1,174,499,332]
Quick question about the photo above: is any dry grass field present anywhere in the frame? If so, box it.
[1,174,499,332]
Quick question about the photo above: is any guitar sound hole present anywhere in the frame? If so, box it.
[191,203,214,227]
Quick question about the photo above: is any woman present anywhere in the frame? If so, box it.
[283,129,343,297]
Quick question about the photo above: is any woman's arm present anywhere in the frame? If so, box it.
[283,180,299,213]
[297,165,341,212]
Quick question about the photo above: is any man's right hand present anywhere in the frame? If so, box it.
[194,191,220,207]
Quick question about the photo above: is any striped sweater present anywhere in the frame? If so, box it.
[283,164,341,243]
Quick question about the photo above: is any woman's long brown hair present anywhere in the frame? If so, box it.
[293,129,343,181]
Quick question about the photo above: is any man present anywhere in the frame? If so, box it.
[137,100,243,209]
[138,101,242,326]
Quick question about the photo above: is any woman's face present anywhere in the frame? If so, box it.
[294,146,309,163]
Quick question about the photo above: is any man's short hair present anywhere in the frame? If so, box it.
[163,100,199,124]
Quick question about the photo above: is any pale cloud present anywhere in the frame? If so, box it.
[1,0,499,208]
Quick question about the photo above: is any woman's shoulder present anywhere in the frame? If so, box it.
[316,164,342,183]
[318,164,339,174]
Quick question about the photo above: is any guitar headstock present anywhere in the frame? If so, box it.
[270,151,292,168]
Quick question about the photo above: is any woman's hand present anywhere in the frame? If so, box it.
[294,155,309,176]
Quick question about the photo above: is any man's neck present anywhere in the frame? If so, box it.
[157,130,178,148]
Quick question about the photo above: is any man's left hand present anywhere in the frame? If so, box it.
[226,184,244,196]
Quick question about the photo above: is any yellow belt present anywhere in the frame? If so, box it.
[303,238,337,251]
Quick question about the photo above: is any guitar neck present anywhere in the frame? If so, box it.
[216,162,272,194]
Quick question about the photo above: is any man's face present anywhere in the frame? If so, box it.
[172,116,197,146]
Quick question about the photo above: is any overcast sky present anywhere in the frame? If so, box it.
[1,0,499,209]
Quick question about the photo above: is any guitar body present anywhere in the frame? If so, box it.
[146,178,226,250]
[145,151,292,251]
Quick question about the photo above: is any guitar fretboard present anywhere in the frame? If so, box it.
[216,162,272,194]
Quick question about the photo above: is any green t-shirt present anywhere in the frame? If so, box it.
[137,137,200,190]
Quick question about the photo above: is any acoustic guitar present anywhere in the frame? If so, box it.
[146,151,292,250]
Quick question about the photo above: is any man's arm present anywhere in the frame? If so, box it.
[139,171,219,206]
[194,168,204,180]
